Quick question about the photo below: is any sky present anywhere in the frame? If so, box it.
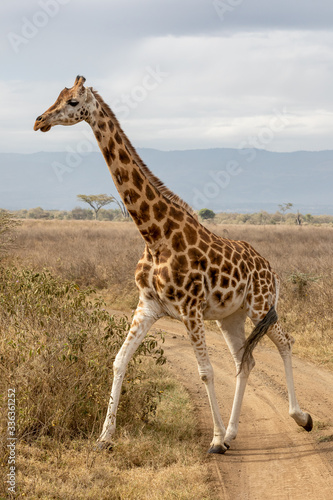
[1,0,333,154]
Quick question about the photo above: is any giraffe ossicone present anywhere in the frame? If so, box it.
[34,76,313,453]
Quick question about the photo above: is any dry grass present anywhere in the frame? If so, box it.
[2,219,332,497]
[9,220,333,368]
[11,220,143,308]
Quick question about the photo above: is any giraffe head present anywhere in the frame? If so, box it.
[34,75,93,132]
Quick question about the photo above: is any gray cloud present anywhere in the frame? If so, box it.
[1,0,333,153]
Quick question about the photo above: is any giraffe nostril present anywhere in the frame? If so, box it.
[36,115,43,121]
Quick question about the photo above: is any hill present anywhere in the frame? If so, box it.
[1,148,333,214]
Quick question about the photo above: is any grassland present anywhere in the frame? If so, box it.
[1,219,332,498]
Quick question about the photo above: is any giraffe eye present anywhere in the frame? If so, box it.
[67,100,79,107]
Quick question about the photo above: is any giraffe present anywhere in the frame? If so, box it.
[34,76,313,453]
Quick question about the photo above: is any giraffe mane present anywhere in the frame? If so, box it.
[91,89,198,220]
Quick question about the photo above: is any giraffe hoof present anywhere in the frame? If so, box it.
[302,413,313,432]
[224,442,230,449]
[208,444,227,454]
[94,440,113,452]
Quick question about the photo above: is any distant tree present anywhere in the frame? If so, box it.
[278,202,293,222]
[77,194,116,220]
[295,211,302,225]
[114,199,129,218]
[198,208,216,220]
[77,194,129,220]
[237,213,251,224]
[27,207,52,219]
[304,213,314,224]
[278,202,293,214]
[71,207,94,220]
[98,208,123,221]
[54,211,69,220]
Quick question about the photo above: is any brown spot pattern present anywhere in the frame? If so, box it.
[146,185,156,200]
[132,169,144,191]
[188,248,208,271]
[118,148,131,164]
[124,188,141,205]
[172,232,187,253]
[183,224,198,245]
[163,219,179,239]
[169,207,184,221]
[98,121,106,131]
[153,200,168,222]
[141,224,162,244]
[114,131,122,144]
[114,167,129,185]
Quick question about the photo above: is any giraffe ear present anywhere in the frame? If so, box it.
[74,75,86,88]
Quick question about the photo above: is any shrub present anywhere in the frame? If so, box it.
[0,266,165,451]
[198,208,216,220]
[287,270,321,299]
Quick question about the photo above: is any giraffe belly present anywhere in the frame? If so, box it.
[203,290,245,320]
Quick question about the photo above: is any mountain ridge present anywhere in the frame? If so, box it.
[1,148,332,214]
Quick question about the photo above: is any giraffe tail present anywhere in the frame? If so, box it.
[239,306,278,375]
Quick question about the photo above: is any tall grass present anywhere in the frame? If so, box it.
[12,220,143,307]
[0,210,20,257]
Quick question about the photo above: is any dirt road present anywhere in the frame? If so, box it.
[153,316,333,500]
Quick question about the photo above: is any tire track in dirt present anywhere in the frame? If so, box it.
[153,317,333,500]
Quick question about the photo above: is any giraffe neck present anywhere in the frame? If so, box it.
[86,90,194,249]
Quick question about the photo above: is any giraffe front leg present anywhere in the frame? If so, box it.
[97,303,159,449]
[182,311,227,454]
[204,366,228,454]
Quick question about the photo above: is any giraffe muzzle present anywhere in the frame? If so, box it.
[34,115,51,132]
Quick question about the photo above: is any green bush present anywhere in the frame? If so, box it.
[0,266,165,448]
[198,208,216,220]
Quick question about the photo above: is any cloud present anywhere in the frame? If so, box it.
[1,1,333,153]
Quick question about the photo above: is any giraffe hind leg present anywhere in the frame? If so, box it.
[217,309,254,448]
[267,321,313,431]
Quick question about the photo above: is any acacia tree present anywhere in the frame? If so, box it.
[77,194,114,219]
[77,194,129,220]
[278,202,293,223]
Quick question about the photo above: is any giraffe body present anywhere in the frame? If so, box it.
[34,76,312,453]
